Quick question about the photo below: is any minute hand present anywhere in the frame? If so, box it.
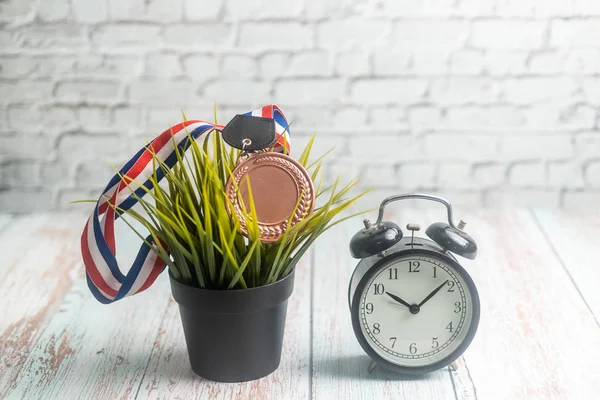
[418,280,449,307]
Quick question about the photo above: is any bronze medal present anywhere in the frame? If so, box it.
[225,152,315,243]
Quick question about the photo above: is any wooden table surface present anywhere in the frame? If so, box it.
[1,209,599,400]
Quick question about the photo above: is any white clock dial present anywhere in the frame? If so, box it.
[359,255,475,367]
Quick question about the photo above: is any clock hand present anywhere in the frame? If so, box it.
[385,291,412,308]
[417,279,449,308]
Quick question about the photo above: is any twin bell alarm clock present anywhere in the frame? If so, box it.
[348,194,480,375]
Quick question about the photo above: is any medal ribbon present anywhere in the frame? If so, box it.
[81,105,291,304]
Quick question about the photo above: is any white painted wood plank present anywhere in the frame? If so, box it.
[136,254,312,400]
[3,215,173,399]
[533,209,600,322]
[0,214,87,395]
[459,209,600,400]
[312,210,457,400]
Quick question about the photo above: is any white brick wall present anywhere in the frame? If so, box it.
[1,0,600,212]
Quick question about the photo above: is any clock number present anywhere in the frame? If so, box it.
[373,284,385,295]
[366,303,374,314]
[447,281,455,292]
[388,268,398,280]
[373,323,381,334]
[432,337,439,349]
[433,266,437,278]
[390,337,397,348]
[409,343,417,354]
[446,322,454,333]
[409,261,420,272]
[454,301,462,313]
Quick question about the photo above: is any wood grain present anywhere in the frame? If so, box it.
[3,216,173,399]
[459,209,600,400]
[311,211,457,400]
[134,251,312,400]
[0,214,87,396]
[533,209,600,322]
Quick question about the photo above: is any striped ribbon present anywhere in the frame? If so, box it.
[81,105,291,304]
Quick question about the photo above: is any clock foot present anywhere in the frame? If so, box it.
[367,360,377,373]
[450,361,460,371]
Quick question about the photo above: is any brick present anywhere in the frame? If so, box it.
[424,134,498,162]
[528,52,564,75]
[288,52,330,77]
[37,0,70,21]
[331,107,368,129]
[145,53,183,77]
[2,162,40,188]
[484,51,528,76]
[369,107,408,129]
[222,55,258,77]
[398,163,437,189]
[470,21,545,50]
[76,161,116,188]
[443,106,526,129]
[239,23,311,49]
[227,0,302,19]
[575,0,600,14]
[146,109,187,130]
[92,24,161,46]
[274,107,329,129]
[40,161,75,187]
[0,134,56,161]
[549,161,585,188]
[392,20,468,49]
[0,189,55,213]
[483,189,560,207]
[582,78,600,105]
[500,135,573,160]
[0,0,35,20]
[317,19,390,49]
[336,52,369,76]
[113,107,142,129]
[0,56,36,78]
[351,79,427,105]
[429,78,499,105]
[565,49,600,74]
[204,79,271,105]
[274,79,344,105]
[472,163,506,187]
[164,24,232,46]
[501,78,581,105]
[438,163,473,190]
[360,163,396,187]
[586,162,600,187]
[130,80,198,106]
[495,0,573,17]
[414,51,450,75]
[0,80,53,102]
[78,107,111,133]
[563,191,600,209]
[18,25,88,49]
[407,106,443,133]
[182,55,220,82]
[575,133,600,159]
[57,188,97,212]
[57,135,125,163]
[450,50,485,74]
[109,0,183,22]
[508,162,546,187]
[350,135,423,162]
[72,0,108,23]
[551,20,600,47]
[377,0,457,17]
[523,104,595,130]
[8,106,78,131]
[55,81,122,104]
[373,50,411,76]
[304,0,353,19]
[183,0,221,21]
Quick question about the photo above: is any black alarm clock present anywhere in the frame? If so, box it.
[348,193,480,375]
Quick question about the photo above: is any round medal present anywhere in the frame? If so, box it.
[225,152,315,243]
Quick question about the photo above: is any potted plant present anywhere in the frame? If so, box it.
[80,108,368,382]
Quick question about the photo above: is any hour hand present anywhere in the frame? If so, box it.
[385,291,412,308]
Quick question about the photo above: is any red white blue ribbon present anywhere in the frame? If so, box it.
[81,105,291,304]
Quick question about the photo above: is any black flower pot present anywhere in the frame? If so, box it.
[169,270,295,382]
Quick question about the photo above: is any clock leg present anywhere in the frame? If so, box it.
[367,359,378,373]
[450,361,460,371]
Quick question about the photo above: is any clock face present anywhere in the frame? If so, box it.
[357,253,478,369]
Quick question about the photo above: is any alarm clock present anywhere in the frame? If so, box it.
[348,193,480,375]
